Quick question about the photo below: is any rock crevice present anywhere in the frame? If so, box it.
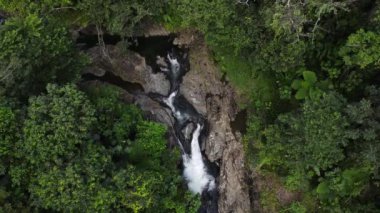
[83,33,251,212]
[179,34,251,213]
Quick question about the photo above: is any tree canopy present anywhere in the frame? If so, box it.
[161,0,380,211]
[0,0,380,211]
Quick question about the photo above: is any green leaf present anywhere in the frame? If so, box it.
[309,87,321,100]
[301,81,310,89]
[316,181,331,200]
[295,88,307,99]
[291,80,302,89]
[303,71,317,84]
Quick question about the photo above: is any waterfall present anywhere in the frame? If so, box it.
[167,53,180,74]
[158,51,216,195]
[163,91,184,121]
[183,123,216,194]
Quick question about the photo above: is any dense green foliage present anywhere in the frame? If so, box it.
[0,83,199,212]
[1,0,380,212]
[161,0,380,211]
[1,0,165,38]
[0,2,200,212]
[0,14,84,99]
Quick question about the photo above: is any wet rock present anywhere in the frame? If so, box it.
[84,34,251,212]
[83,46,175,145]
[156,56,169,68]
[85,45,170,96]
[145,70,170,96]
[134,94,174,127]
[133,94,177,147]
[181,36,251,213]
[182,122,195,140]
[104,46,149,83]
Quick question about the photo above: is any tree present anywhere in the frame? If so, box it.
[163,0,380,211]
[0,0,73,17]
[260,92,349,189]
[317,167,372,212]
[333,29,380,91]
[256,88,380,210]
[339,29,380,69]
[77,0,164,38]
[23,84,95,168]
[345,86,380,181]
[7,84,199,212]
[0,14,85,99]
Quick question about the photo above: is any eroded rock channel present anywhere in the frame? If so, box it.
[81,33,250,213]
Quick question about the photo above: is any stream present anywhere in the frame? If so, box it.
[80,36,219,212]
[148,48,219,213]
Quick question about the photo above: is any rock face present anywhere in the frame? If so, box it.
[85,45,170,96]
[84,45,176,147]
[84,34,251,212]
[180,33,251,213]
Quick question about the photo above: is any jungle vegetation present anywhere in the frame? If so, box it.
[0,1,198,212]
[0,0,380,212]
[161,0,380,211]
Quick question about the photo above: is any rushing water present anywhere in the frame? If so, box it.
[79,34,219,211]
[183,123,216,194]
[147,49,218,212]
[160,56,216,194]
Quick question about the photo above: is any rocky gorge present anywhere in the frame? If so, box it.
[81,30,251,213]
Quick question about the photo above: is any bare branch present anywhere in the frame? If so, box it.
[96,24,112,62]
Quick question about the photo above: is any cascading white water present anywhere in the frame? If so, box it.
[163,90,183,121]
[167,54,180,74]
[161,53,215,195]
[183,124,215,194]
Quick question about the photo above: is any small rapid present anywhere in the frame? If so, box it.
[80,35,219,212]
[155,51,216,195]
[183,123,216,194]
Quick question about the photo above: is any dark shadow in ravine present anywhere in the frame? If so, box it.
[79,34,219,213]
[81,71,144,95]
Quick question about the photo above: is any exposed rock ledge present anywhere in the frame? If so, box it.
[180,33,251,213]
[84,46,170,96]
[83,34,251,213]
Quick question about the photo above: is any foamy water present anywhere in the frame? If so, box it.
[161,53,215,194]
[167,54,180,74]
[183,124,215,194]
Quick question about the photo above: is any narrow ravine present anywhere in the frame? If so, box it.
[151,51,219,212]
[78,34,245,212]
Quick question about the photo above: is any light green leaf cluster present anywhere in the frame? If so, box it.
[339,29,380,69]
